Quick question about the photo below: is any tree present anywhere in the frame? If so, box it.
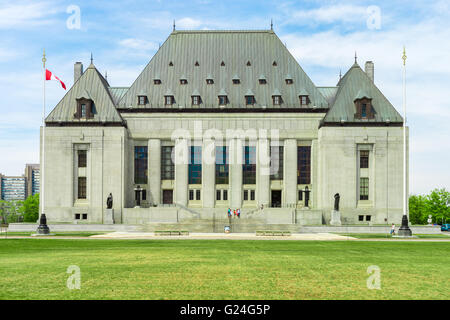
[426,188,450,224]
[0,200,21,224]
[409,188,450,225]
[19,194,40,223]
[409,194,427,225]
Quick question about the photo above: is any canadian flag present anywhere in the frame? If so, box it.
[45,69,66,90]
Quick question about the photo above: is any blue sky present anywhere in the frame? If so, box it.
[0,0,449,194]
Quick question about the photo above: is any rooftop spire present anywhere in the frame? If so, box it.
[90,52,93,64]
[270,19,273,30]
[354,51,357,64]
[173,20,176,31]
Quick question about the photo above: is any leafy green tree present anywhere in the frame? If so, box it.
[409,194,427,225]
[0,200,21,223]
[426,188,450,224]
[19,194,40,223]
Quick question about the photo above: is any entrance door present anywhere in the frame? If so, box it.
[271,190,282,208]
[163,190,173,204]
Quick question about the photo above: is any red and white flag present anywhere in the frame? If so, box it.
[45,69,66,90]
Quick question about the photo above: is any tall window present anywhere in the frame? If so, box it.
[161,146,174,180]
[270,146,283,180]
[189,146,202,184]
[273,96,282,105]
[360,150,369,168]
[300,95,309,106]
[81,104,86,118]
[360,177,369,200]
[138,96,147,105]
[297,146,311,184]
[243,146,256,184]
[78,177,86,199]
[78,150,86,168]
[134,146,148,184]
[362,103,367,118]
[215,146,229,184]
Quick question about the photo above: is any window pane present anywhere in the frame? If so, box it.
[81,104,86,117]
[360,150,369,168]
[270,146,283,180]
[243,146,256,184]
[223,190,228,201]
[360,177,369,200]
[161,146,174,180]
[215,146,229,184]
[297,146,311,184]
[196,190,201,200]
[189,146,202,184]
[78,177,86,199]
[78,150,87,168]
[134,146,148,184]
[189,190,194,200]
[216,190,221,200]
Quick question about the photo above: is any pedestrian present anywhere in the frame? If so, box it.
[237,208,241,218]
[233,209,236,218]
[227,208,231,218]
[390,223,395,236]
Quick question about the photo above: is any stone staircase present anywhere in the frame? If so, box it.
[138,217,308,233]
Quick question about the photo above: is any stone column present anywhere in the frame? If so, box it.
[229,138,243,208]
[257,138,270,207]
[174,138,188,206]
[202,138,215,208]
[283,139,297,207]
[311,139,318,208]
[148,139,161,206]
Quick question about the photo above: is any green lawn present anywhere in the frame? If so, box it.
[0,239,449,300]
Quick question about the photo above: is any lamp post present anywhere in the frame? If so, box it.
[398,46,412,237]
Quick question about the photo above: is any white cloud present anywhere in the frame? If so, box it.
[0,1,60,29]
[177,17,203,29]
[119,38,159,52]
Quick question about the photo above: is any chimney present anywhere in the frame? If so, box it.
[74,62,83,83]
[365,61,374,82]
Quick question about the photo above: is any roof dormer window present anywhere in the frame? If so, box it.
[354,90,374,119]
[138,95,148,105]
[206,78,214,85]
[165,95,174,105]
[180,78,188,85]
[300,95,309,106]
[232,79,240,84]
[286,79,293,85]
[75,98,94,119]
[154,79,161,85]
[192,95,201,105]
[245,95,255,105]
[218,95,228,106]
[272,95,282,105]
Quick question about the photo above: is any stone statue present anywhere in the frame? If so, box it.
[107,193,113,209]
[334,193,340,211]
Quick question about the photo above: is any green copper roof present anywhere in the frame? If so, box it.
[46,65,123,123]
[118,30,329,109]
[323,63,403,123]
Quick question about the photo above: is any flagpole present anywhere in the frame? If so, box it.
[36,48,50,235]
[42,49,45,217]
[399,46,412,237]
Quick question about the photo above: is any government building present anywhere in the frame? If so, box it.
[42,29,408,229]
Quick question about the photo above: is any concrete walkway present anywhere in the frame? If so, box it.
[90,232,356,241]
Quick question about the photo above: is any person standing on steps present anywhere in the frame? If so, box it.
[237,208,241,219]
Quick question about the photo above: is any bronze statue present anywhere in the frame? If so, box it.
[334,193,340,211]
[107,193,113,209]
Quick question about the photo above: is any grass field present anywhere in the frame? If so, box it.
[0,239,449,300]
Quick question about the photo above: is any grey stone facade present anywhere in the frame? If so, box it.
[41,30,408,226]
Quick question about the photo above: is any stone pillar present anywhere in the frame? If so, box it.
[284,139,297,207]
[148,139,161,206]
[257,138,270,207]
[311,139,318,208]
[174,138,188,206]
[229,138,243,208]
[202,138,215,208]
